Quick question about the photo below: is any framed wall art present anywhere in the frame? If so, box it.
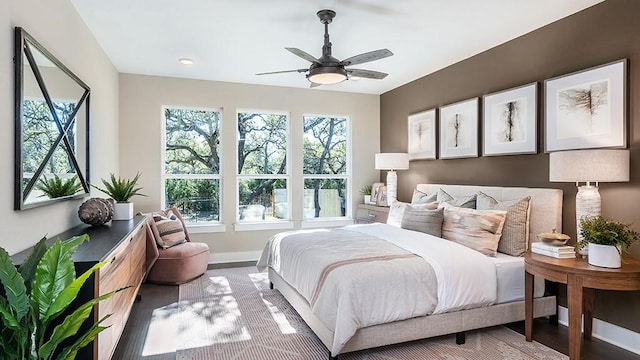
[545,59,627,152]
[439,98,478,159]
[483,82,537,156]
[407,109,436,160]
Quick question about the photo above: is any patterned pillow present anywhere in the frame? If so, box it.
[401,205,444,237]
[411,189,437,204]
[441,203,507,256]
[476,192,531,257]
[153,212,187,249]
[437,189,477,208]
[387,201,438,227]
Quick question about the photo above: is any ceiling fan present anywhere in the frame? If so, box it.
[256,9,393,87]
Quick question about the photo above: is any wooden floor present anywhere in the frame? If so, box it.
[114,280,640,360]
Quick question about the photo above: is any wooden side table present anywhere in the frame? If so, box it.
[355,204,389,224]
[524,251,640,360]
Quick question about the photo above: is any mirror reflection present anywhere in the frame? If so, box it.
[15,27,90,210]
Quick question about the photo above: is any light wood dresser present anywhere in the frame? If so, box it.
[355,204,389,224]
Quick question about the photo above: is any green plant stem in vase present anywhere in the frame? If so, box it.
[92,172,146,220]
[576,215,640,268]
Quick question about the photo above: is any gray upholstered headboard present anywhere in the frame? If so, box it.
[415,184,563,247]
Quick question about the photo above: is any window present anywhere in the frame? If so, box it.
[163,107,221,224]
[303,115,349,220]
[237,111,289,222]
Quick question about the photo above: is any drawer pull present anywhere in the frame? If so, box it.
[368,214,376,218]
[111,256,116,263]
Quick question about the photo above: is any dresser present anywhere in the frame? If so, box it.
[355,204,390,224]
[11,215,148,360]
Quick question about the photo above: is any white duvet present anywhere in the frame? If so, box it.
[257,223,497,356]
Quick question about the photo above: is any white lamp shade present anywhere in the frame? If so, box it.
[375,153,409,170]
[549,149,629,182]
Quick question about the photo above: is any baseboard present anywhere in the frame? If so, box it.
[208,250,261,265]
[557,306,640,354]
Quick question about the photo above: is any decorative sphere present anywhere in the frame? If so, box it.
[78,198,114,226]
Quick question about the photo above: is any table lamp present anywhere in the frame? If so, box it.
[549,149,629,243]
[375,153,409,204]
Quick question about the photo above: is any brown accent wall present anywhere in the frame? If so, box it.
[380,0,640,333]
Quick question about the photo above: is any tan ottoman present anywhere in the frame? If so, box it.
[146,242,209,285]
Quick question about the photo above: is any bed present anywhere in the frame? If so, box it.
[257,184,563,358]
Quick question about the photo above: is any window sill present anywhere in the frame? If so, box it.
[186,223,226,234]
[301,218,354,229]
[234,221,294,232]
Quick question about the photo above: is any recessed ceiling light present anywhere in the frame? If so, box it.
[178,58,194,65]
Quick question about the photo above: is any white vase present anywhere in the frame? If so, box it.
[363,195,370,204]
[113,202,134,220]
[588,243,621,268]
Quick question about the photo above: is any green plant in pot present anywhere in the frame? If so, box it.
[576,215,640,268]
[360,185,372,204]
[92,172,146,221]
[35,175,83,199]
[0,235,126,359]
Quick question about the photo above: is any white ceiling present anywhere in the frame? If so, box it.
[69,0,603,95]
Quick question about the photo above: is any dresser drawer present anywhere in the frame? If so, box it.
[356,205,389,224]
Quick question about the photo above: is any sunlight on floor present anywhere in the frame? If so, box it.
[141,303,181,356]
[250,272,297,335]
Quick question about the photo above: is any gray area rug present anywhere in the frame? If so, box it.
[176,267,567,360]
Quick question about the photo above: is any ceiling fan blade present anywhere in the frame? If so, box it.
[348,69,388,80]
[309,82,322,88]
[285,47,319,63]
[341,49,393,66]
[256,69,308,76]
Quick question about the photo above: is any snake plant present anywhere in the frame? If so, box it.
[0,235,126,359]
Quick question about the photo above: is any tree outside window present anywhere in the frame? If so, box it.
[237,111,288,221]
[163,107,221,223]
[303,115,349,219]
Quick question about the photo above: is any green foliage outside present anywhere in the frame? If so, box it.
[0,235,126,359]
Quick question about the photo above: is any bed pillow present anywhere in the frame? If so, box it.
[387,201,439,227]
[476,192,531,257]
[437,189,476,208]
[441,203,507,256]
[401,206,444,237]
[411,189,437,204]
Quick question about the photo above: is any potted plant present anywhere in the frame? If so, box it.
[35,174,83,198]
[0,235,125,359]
[576,215,640,268]
[92,172,146,220]
[360,185,372,204]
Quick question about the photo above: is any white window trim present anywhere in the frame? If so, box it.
[302,114,352,220]
[236,109,291,224]
[161,105,223,225]
[301,218,354,229]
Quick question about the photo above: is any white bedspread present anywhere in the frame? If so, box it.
[257,223,498,356]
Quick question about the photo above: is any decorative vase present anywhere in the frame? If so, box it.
[363,195,370,204]
[588,243,621,268]
[113,202,134,220]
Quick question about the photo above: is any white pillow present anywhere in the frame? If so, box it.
[387,201,438,227]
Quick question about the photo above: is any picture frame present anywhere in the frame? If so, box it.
[408,109,436,160]
[371,182,384,205]
[483,82,537,156]
[376,185,388,207]
[544,59,627,152]
[439,97,479,159]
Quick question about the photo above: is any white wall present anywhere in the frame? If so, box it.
[119,74,380,261]
[1,0,119,255]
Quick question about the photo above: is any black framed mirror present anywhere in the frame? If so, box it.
[14,27,90,210]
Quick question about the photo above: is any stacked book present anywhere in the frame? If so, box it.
[531,242,575,258]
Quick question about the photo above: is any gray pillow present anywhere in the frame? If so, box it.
[476,192,531,257]
[437,189,476,208]
[401,205,444,237]
[411,189,437,204]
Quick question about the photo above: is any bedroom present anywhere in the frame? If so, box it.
[2,0,640,359]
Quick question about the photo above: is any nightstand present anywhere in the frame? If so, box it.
[355,204,389,224]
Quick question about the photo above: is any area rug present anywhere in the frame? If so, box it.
[176,267,567,360]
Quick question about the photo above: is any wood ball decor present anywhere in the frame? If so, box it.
[78,197,114,225]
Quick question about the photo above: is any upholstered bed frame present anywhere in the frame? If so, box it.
[269,184,563,358]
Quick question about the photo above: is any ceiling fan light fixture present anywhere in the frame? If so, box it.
[307,66,347,85]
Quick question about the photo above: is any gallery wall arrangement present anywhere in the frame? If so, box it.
[406,59,628,161]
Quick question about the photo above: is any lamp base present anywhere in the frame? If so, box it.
[575,184,601,256]
[386,170,397,204]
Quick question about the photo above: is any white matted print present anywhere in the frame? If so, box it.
[483,82,537,156]
[545,59,627,152]
[408,109,436,160]
[439,98,478,159]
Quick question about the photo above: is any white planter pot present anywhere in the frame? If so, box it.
[113,202,134,220]
[588,243,621,268]
[363,195,370,204]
